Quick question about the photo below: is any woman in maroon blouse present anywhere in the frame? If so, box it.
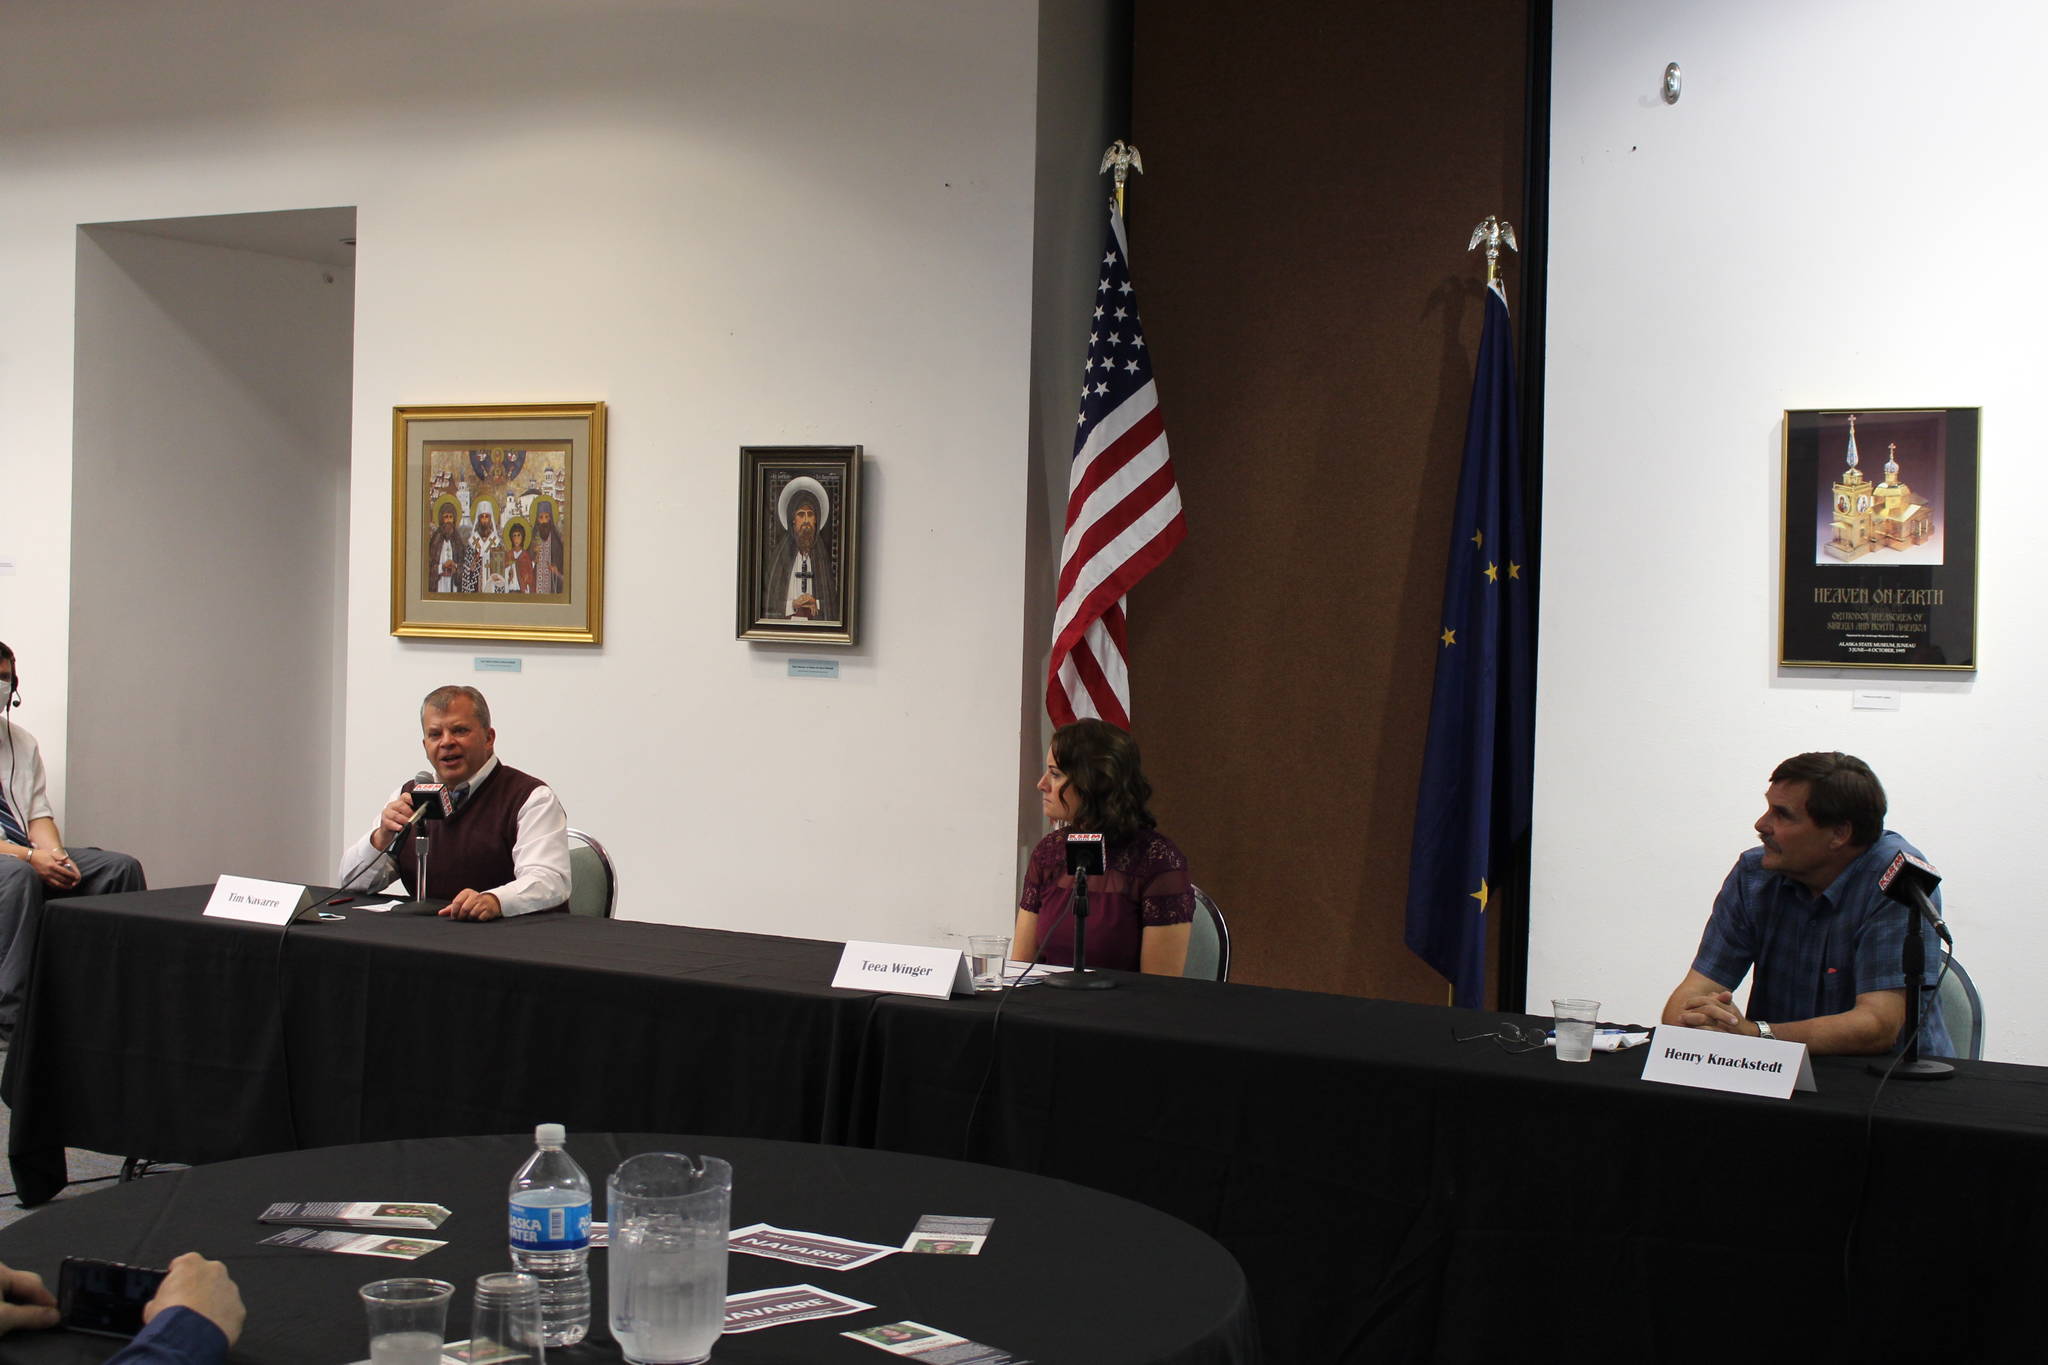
[1013,719,1195,975]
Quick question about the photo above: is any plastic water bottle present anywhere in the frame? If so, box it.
[509,1122,591,1346]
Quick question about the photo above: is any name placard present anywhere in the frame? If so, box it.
[203,874,316,926]
[831,940,971,999]
[1640,1024,1816,1099]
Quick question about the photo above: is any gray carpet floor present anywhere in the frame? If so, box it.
[0,1045,137,1232]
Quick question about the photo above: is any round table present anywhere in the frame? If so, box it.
[0,1133,1257,1364]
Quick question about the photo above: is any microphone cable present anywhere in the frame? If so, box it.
[275,770,433,1153]
[958,895,1078,1161]
[1838,945,1956,1330]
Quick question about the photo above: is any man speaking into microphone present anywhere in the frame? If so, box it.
[337,685,569,920]
[1662,751,1952,1056]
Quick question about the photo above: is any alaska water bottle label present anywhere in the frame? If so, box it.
[509,1199,591,1250]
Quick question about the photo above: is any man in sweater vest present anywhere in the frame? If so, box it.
[337,685,570,920]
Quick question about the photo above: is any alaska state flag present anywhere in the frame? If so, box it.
[1403,280,1535,1007]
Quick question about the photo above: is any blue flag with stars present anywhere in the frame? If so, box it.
[1403,281,1534,1008]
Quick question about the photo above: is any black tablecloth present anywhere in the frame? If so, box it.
[11,889,2048,1362]
[856,972,2048,1363]
[4,891,876,1205]
[0,1132,1257,1364]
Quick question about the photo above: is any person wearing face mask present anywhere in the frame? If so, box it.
[1012,718,1194,976]
[0,640,147,1042]
[336,684,569,922]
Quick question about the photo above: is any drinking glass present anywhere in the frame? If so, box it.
[360,1278,453,1365]
[470,1271,544,1362]
[967,935,1010,992]
[1552,997,1601,1063]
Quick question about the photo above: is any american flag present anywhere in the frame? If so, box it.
[1046,207,1187,729]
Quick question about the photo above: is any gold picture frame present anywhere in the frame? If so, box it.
[1778,407,1977,670]
[391,402,606,643]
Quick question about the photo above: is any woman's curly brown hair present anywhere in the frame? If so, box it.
[1050,719,1158,842]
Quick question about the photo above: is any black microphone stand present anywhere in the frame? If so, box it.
[1044,867,1115,991]
[1868,898,1953,1080]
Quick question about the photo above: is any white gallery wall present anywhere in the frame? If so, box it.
[0,0,1064,945]
[1538,1,2045,1060]
[68,224,353,887]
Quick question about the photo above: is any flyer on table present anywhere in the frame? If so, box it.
[730,1222,898,1271]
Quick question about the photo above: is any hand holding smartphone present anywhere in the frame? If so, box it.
[57,1258,168,1339]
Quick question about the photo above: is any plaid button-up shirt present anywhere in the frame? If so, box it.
[1691,830,1954,1058]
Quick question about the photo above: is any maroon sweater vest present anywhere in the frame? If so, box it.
[395,763,547,902]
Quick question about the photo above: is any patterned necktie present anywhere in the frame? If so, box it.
[0,785,28,846]
[450,784,470,815]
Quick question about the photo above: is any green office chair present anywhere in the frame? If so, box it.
[1933,953,1983,1060]
[1183,885,1231,982]
[565,827,617,918]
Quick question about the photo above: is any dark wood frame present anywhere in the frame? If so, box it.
[736,445,864,646]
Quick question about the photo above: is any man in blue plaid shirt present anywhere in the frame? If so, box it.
[1663,751,1952,1058]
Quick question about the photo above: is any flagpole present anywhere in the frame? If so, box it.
[1099,139,1144,217]
[1467,215,1518,290]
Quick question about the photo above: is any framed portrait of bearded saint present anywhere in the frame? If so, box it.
[390,402,607,643]
[736,445,863,645]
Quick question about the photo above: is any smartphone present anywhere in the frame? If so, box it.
[57,1257,167,1339]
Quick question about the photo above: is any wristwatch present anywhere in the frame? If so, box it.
[1754,1020,1776,1041]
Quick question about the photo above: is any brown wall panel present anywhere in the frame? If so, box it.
[1128,0,1529,1000]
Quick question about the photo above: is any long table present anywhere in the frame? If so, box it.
[11,888,2048,1362]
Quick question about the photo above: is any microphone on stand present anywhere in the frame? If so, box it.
[1045,832,1114,992]
[1878,850,1951,946]
[329,772,450,905]
[405,773,452,908]
[1870,848,1955,1080]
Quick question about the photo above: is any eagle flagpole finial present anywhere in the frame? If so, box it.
[1466,215,1519,287]
[1100,140,1145,218]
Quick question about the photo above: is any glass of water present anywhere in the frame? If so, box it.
[608,1153,732,1365]
[1552,997,1601,1062]
[967,935,1010,993]
[360,1278,453,1365]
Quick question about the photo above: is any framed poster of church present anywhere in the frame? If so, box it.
[391,402,607,643]
[736,445,863,645]
[1779,407,1977,670]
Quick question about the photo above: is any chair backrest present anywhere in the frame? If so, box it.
[1184,885,1231,982]
[1934,953,1984,1060]
[565,827,617,918]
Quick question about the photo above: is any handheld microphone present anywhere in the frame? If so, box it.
[329,772,445,903]
[1064,832,1106,877]
[401,773,453,830]
[1878,849,1952,947]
